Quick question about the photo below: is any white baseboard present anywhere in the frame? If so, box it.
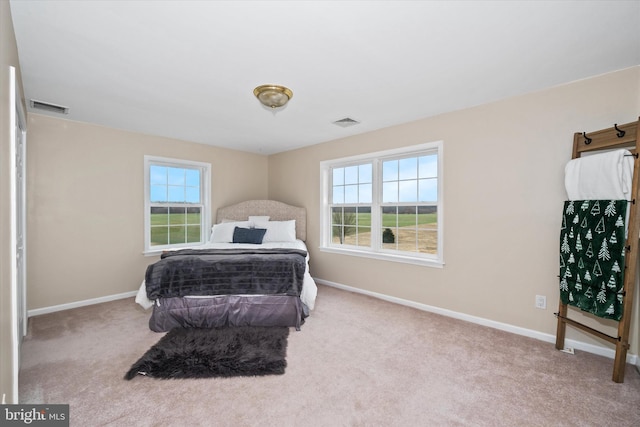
[27,290,138,317]
[314,278,638,365]
[27,280,639,365]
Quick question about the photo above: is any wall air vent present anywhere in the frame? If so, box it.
[332,117,360,128]
[29,99,69,114]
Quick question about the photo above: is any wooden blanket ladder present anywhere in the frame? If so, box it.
[555,118,640,383]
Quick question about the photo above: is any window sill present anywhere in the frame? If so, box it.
[319,246,444,268]
[143,249,164,257]
[143,243,207,257]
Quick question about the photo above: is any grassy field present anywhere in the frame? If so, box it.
[333,211,437,230]
[357,212,437,227]
[332,211,438,254]
[150,212,201,245]
[151,212,200,225]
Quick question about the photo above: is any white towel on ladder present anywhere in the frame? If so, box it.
[564,149,634,201]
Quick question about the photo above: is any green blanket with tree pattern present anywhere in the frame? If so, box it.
[559,200,627,321]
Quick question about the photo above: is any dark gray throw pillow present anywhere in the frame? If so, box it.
[232,227,266,244]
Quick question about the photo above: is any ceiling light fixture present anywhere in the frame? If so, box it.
[253,84,293,109]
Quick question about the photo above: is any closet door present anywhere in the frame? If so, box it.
[9,65,27,402]
[15,88,26,338]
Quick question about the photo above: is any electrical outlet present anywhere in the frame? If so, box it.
[535,295,547,309]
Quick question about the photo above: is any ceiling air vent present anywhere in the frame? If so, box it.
[332,117,360,128]
[30,99,69,114]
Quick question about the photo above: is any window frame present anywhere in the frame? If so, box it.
[143,155,211,256]
[320,141,444,267]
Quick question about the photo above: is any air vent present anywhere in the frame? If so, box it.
[332,117,360,128]
[29,99,69,114]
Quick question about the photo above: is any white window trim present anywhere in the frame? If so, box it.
[319,141,444,268]
[143,155,211,256]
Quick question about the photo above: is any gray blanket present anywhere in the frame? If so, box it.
[145,248,308,299]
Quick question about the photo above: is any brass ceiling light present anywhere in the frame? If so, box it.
[253,84,293,109]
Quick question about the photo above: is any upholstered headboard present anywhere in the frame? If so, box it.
[215,200,306,241]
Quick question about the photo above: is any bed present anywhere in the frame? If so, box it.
[135,200,318,332]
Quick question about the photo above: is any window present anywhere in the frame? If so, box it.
[320,142,443,267]
[331,163,372,248]
[144,156,211,254]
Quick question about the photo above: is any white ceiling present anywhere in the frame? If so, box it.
[9,1,640,155]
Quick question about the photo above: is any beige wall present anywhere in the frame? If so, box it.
[269,66,640,354]
[1,0,26,404]
[26,115,268,309]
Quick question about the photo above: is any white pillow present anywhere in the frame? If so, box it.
[249,216,270,224]
[262,220,296,242]
[211,221,253,243]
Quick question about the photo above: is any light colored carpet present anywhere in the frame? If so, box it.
[20,285,640,426]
